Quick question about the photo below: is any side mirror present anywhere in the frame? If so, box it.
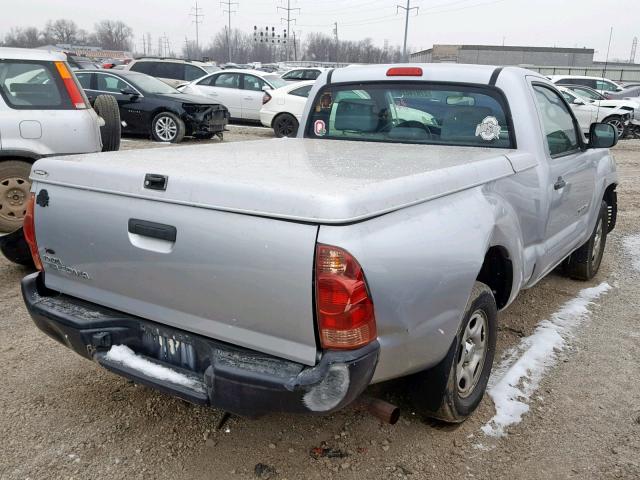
[572,97,585,105]
[588,123,618,149]
[261,85,272,92]
[120,88,138,97]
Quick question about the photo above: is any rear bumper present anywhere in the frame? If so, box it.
[21,272,378,417]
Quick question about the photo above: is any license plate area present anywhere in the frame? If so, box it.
[141,325,197,370]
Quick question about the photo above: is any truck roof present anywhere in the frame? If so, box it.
[0,47,66,62]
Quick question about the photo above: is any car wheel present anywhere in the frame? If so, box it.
[94,95,121,152]
[564,201,608,281]
[0,160,32,233]
[152,112,186,143]
[603,115,626,139]
[273,113,299,138]
[408,282,497,423]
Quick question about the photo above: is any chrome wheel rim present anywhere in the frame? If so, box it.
[592,217,603,264]
[456,310,488,398]
[607,119,624,138]
[0,176,30,222]
[155,116,178,141]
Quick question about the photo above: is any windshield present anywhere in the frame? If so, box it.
[265,75,287,89]
[306,83,513,148]
[572,87,604,101]
[203,65,220,73]
[129,74,179,94]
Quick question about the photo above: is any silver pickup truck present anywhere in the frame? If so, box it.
[20,64,618,423]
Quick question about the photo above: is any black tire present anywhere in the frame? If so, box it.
[94,95,121,152]
[272,113,299,138]
[603,115,626,140]
[151,112,186,143]
[408,282,497,423]
[564,201,608,281]
[0,160,32,233]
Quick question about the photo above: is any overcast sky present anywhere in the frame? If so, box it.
[2,0,639,61]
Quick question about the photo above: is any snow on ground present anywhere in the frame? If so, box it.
[622,234,640,272]
[104,345,204,391]
[481,282,611,437]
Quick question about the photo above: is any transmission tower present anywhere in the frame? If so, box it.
[189,2,204,52]
[631,37,638,64]
[277,0,299,61]
[221,0,238,62]
[397,0,419,62]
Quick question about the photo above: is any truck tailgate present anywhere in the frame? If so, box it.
[34,184,319,365]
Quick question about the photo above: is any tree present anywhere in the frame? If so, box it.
[44,19,79,44]
[94,20,133,50]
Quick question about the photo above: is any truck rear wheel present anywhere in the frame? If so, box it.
[408,282,497,423]
[94,95,121,152]
[564,201,608,281]
[0,160,32,233]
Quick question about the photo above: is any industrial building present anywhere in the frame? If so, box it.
[410,44,594,67]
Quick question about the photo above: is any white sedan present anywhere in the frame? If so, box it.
[260,81,315,137]
[178,69,287,122]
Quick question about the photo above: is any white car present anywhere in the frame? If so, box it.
[178,69,287,121]
[557,86,631,138]
[281,67,327,83]
[260,81,314,137]
[559,84,639,126]
[549,75,624,96]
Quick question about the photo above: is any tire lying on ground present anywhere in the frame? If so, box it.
[94,94,121,152]
[0,160,32,233]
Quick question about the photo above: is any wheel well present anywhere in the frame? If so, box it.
[476,246,513,310]
[603,184,617,233]
[0,156,36,165]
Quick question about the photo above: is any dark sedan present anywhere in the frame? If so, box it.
[75,70,229,143]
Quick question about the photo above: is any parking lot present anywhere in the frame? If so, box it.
[1,133,639,480]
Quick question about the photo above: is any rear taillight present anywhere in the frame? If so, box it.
[23,194,43,271]
[262,91,272,104]
[315,244,376,350]
[54,61,89,109]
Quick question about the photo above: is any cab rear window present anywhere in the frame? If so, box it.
[306,82,514,148]
[0,61,69,109]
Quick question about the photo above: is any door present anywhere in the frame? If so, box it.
[196,73,241,118]
[93,73,143,132]
[532,83,598,270]
[240,74,267,120]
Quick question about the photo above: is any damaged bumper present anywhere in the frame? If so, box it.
[182,104,229,136]
[21,272,378,418]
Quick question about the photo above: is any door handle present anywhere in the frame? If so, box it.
[128,219,177,242]
[243,97,253,100]
[554,177,567,190]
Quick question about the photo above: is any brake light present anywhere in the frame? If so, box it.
[262,91,272,104]
[23,194,43,271]
[386,67,423,77]
[54,61,89,109]
[315,244,376,350]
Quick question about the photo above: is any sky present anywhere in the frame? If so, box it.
[1,0,639,61]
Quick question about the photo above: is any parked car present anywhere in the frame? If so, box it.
[607,85,640,101]
[21,64,618,425]
[548,75,624,96]
[557,85,631,138]
[260,80,314,137]
[65,54,102,70]
[0,47,119,233]
[281,67,327,83]
[125,58,219,88]
[75,70,229,143]
[178,69,287,122]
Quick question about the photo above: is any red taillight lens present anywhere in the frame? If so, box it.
[386,67,423,77]
[54,61,89,109]
[315,244,376,350]
[262,92,272,104]
[23,194,43,271]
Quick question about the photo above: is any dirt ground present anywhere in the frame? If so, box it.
[1,133,639,480]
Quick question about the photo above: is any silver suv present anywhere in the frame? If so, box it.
[0,47,115,232]
[125,58,219,88]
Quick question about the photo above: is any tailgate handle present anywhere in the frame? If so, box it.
[128,219,177,242]
[144,173,168,191]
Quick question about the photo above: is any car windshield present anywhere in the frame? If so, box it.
[571,87,604,101]
[265,75,287,89]
[203,65,220,73]
[128,74,179,94]
[306,83,514,148]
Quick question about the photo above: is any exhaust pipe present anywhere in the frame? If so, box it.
[355,395,400,425]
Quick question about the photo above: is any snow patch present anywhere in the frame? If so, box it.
[481,282,611,437]
[104,345,203,391]
[623,234,640,272]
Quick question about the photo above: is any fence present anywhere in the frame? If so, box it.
[524,65,640,82]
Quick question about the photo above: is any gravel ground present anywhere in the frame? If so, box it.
[1,135,639,480]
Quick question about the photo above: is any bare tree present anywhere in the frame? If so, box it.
[94,20,133,50]
[3,27,44,48]
[44,19,79,44]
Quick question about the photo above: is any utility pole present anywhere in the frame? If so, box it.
[277,0,300,62]
[333,22,339,65]
[397,0,418,62]
[631,37,638,64]
[189,2,204,53]
[185,36,191,60]
[221,0,238,62]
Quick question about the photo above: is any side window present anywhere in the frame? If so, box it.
[290,85,312,98]
[243,75,266,91]
[154,62,184,80]
[184,64,205,81]
[596,80,618,92]
[0,61,65,109]
[75,72,93,90]
[197,74,217,86]
[213,73,240,89]
[303,70,320,80]
[129,61,156,75]
[96,74,129,94]
[283,70,304,80]
[533,85,580,157]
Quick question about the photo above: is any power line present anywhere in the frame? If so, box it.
[397,0,418,61]
[189,2,204,52]
[277,0,300,61]
[220,0,238,62]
